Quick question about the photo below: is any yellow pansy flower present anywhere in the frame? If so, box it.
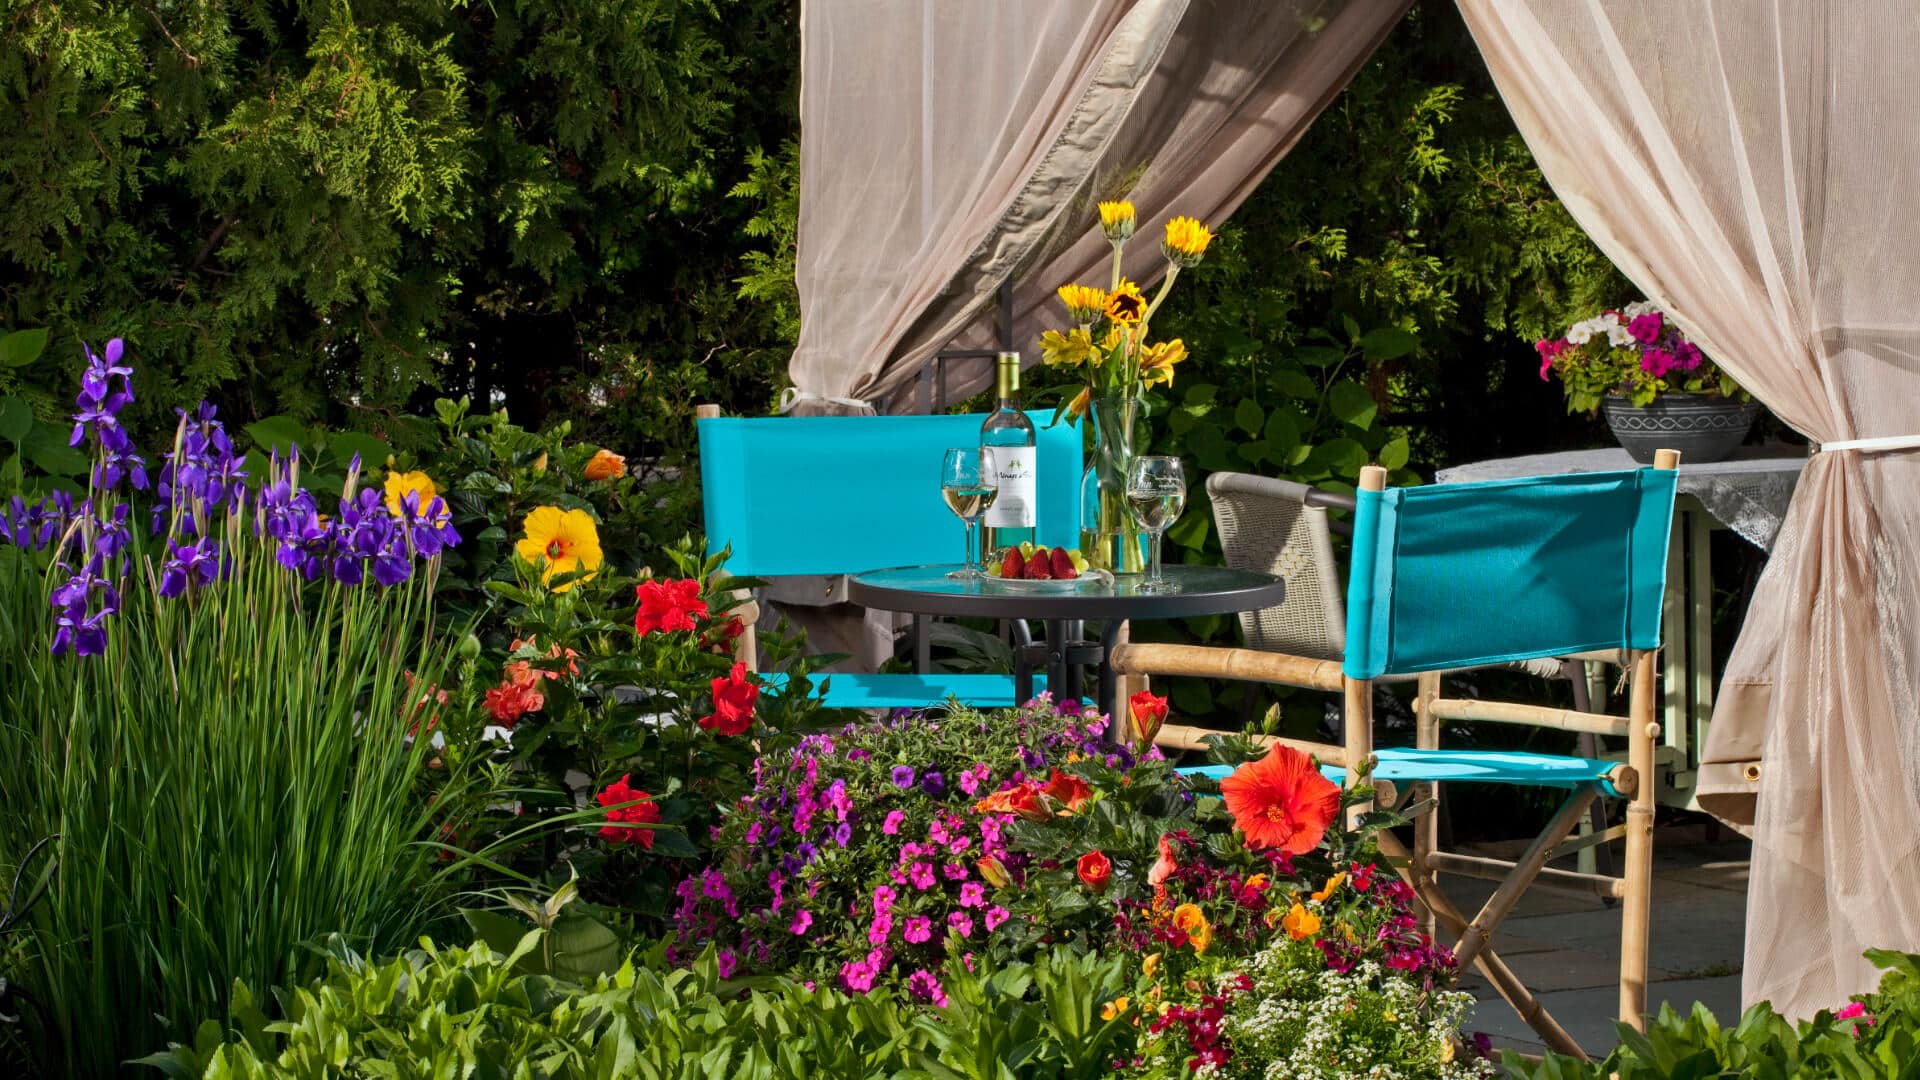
[1311,872,1347,903]
[1281,901,1322,941]
[1104,281,1147,325]
[1162,215,1213,266]
[515,506,604,593]
[383,470,438,518]
[1100,996,1131,1021]
[1056,283,1109,324]
[1097,200,1136,241]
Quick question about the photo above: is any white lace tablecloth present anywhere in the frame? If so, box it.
[1436,446,1808,551]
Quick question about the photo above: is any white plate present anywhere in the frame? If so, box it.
[981,568,1113,591]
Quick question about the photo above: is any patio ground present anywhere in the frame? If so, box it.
[1446,822,1751,1058]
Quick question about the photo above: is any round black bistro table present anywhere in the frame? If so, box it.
[846,564,1286,721]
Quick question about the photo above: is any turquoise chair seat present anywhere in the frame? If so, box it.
[760,672,1047,711]
[1178,746,1626,798]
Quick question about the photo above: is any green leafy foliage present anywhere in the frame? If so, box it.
[1503,949,1920,1080]
[141,934,1141,1079]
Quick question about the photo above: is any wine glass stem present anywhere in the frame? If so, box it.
[1149,531,1163,585]
[965,518,979,573]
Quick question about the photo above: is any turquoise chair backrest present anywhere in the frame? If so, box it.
[698,410,1084,577]
[1342,467,1678,680]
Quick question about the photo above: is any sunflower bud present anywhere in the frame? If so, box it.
[1162,215,1213,268]
[1097,200,1136,242]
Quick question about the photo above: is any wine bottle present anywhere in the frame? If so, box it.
[980,351,1037,555]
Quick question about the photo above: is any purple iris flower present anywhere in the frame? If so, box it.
[69,338,133,449]
[49,555,120,658]
[158,535,223,599]
[890,765,916,789]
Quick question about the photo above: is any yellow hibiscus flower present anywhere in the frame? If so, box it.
[383,470,438,518]
[1140,339,1187,387]
[1162,215,1213,267]
[1040,327,1099,368]
[515,506,604,593]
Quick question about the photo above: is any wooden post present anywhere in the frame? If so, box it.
[1414,670,1442,938]
[1620,447,1678,1031]
[1342,465,1389,824]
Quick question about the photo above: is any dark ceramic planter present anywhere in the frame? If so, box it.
[1602,393,1759,464]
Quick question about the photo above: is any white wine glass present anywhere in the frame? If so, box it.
[940,448,999,580]
[1125,456,1186,593]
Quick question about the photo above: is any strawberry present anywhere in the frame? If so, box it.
[1049,547,1077,579]
[1024,548,1054,579]
[1000,548,1025,579]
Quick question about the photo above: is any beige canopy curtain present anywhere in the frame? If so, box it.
[1456,0,1920,1019]
[787,0,1180,416]
[929,0,1411,408]
[788,0,1411,415]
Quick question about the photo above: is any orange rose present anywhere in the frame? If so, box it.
[584,448,627,481]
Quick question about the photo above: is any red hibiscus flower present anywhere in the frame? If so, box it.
[698,661,758,736]
[1042,768,1092,813]
[972,782,1050,822]
[1076,850,1112,893]
[595,774,662,848]
[483,681,544,726]
[1129,690,1168,744]
[1219,746,1342,854]
[634,578,708,635]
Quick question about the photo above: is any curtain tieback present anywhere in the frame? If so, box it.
[777,387,874,414]
[1816,434,1920,454]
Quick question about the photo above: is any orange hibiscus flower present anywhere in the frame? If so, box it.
[1219,745,1342,854]
[1042,768,1092,813]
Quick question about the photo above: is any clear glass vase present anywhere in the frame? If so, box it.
[1080,393,1147,576]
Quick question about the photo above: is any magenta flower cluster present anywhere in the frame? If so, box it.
[671,697,1122,997]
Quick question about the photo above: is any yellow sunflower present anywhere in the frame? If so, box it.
[515,506,604,593]
[1162,215,1213,267]
[383,470,438,518]
[1097,200,1136,241]
[1140,338,1188,387]
[1104,281,1147,325]
[1040,327,1099,368]
[1056,283,1109,324]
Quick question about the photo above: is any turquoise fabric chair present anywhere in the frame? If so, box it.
[697,407,1082,709]
[1125,453,1679,1056]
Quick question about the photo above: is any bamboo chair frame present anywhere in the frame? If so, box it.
[1109,449,1677,1061]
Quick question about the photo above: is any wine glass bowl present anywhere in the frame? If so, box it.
[1125,456,1186,592]
[940,448,999,580]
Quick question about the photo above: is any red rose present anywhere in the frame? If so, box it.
[1076,850,1112,893]
[634,578,708,636]
[595,774,662,849]
[698,661,759,736]
[1129,690,1169,744]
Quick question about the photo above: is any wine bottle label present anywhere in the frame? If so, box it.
[982,446,1036,527]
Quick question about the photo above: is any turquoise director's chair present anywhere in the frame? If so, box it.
[696,403,1082,711]
[1116,451,1679,1059]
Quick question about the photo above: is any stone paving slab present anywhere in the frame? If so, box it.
[1472,975,1745,1059]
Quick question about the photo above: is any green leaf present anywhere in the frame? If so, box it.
[1327,381,1378,429]
[1341,314,1361,343]
[1231,398,1263,436]
[1262,409,1302,455]
[1310,437,1368,478]
[23,425,87,476]
[1294,345,1344,369]
[1377,435,1410,470]
[245,415,309,457]
[1360,326,1420,360]
[1183,383,1218,406]
[1272,369,1318,400]
[327,431,392,469]
[0,328,50,368]
[0,396,33,444]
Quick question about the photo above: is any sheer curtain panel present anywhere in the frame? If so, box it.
[1456,0,1920,1019]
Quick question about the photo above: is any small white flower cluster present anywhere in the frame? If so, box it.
[1219,949,1495,1080]
[1564,313,1636,349]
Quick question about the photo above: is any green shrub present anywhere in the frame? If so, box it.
[1503,949,1920,1080]
[143,933,1140,1079]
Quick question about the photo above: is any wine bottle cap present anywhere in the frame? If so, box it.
[995,351,1021,395]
